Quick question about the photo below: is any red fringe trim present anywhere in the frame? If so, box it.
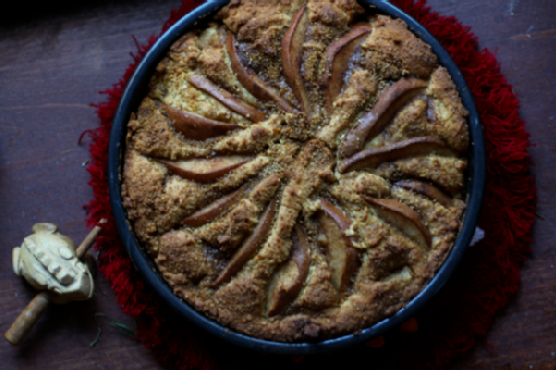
[81,1,536,369]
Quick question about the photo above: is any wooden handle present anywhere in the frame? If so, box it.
[75,219,107,260]
[5,292,49,346]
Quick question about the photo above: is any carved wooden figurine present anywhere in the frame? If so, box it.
[5,220,106,345]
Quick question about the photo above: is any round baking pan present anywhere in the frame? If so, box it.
[108,0,486,355]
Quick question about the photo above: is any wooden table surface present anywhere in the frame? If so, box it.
[0,1,554,369]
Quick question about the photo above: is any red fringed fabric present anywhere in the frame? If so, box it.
[82,1,536,369]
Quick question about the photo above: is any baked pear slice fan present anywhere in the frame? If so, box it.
[120,5,470,342]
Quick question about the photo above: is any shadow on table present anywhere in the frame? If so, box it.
[0,0,151,25]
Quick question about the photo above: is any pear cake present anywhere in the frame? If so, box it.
[121,0,469,342]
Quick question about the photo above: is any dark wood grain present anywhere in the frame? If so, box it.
[0,0,554,369]
[425,1,556,369]
[0,1,179,369]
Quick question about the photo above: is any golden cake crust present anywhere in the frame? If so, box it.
[121,0,469,342]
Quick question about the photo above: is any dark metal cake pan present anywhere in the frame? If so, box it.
[108,0,486,355]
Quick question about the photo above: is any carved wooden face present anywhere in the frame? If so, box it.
[13,223,94,304]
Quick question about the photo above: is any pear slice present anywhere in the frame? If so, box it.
[227,33,297,114]
[338,136,451,174]
[321,199,351,233]
[214,198,278,287]
[317,210,357,295]
[322,24,373,116]
[394,179,453,209]
[319,199,360,294]
[187,75,266,123]
[281,5,308,112]
[340,78,429,158]
[162,104,241,140]
[182,185,249,227]
[267,225,310,317]
[153,157,253,184]
[363,196,431,249]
